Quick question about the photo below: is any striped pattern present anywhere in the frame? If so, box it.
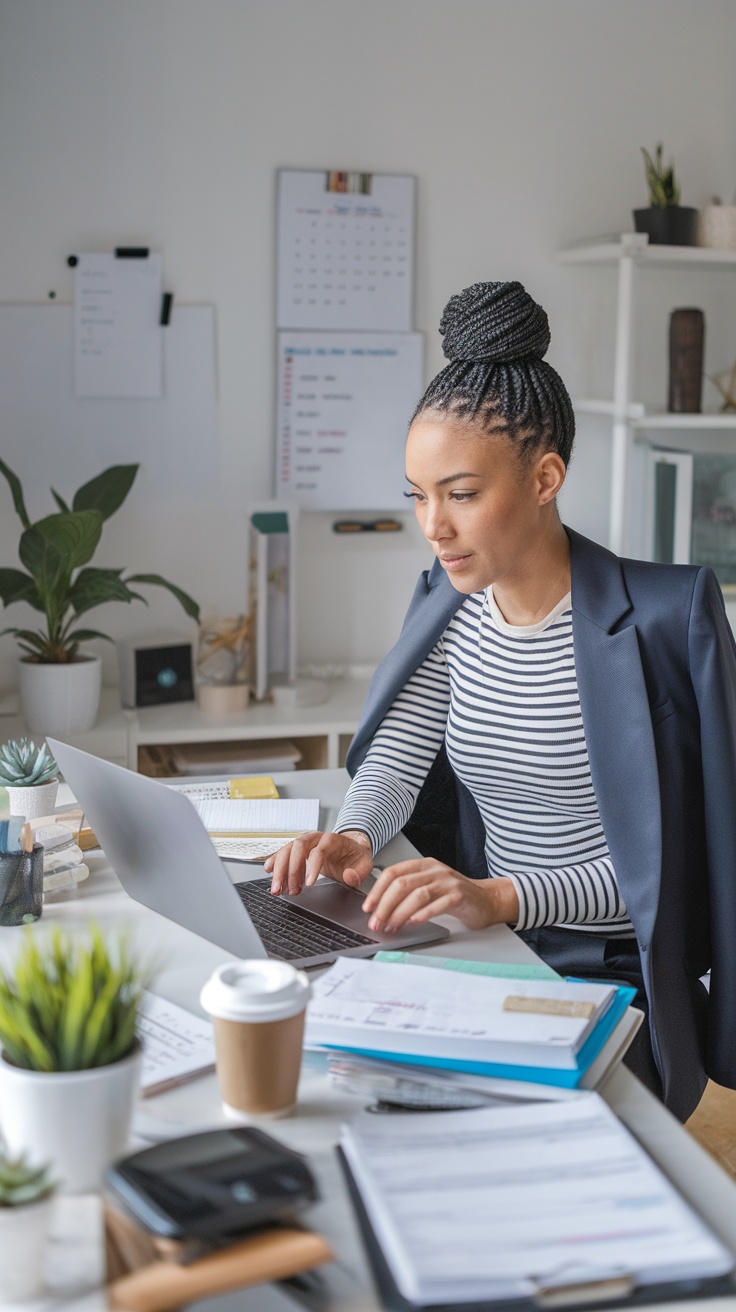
[336,589,633,936]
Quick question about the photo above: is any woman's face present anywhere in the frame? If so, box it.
[405,412,566,595]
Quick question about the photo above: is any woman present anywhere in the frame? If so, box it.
[265,281,736,1122]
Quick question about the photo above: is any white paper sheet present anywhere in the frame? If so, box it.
[277,170,415,332]
[74,252,163,397]
[341,1095,733,1305]
[276,330,423,510]
[306,958,616,1069]
[137,992,215,1096]
[191,797,320,835]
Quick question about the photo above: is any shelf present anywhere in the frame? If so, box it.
[558,237,736,269]
[574,400,736,431]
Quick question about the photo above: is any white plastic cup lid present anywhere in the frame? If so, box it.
[200,959,310,1023]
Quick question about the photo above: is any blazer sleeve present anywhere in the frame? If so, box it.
[688,565,736,1086]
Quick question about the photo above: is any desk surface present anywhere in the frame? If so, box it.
[6,770,736,1312]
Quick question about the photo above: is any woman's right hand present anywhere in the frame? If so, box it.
[264,829,374,896]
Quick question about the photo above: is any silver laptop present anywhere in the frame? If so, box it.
[48,740,449,967]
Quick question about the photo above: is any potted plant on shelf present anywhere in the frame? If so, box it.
[0,460,199,736]
[0,924,150,1194]
[633,143,698,246]
[0,1154,56,1303]
[0,737,59,819]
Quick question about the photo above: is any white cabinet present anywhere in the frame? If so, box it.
[558,236,736,556]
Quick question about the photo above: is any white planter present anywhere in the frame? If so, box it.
[5,779,59,820]
[18,655,102,736]
[0,1045,140,1195]
[0,1196,53,1303]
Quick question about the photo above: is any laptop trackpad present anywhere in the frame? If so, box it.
[297,879,375,932]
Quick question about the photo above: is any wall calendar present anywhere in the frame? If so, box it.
[277,170,415,332]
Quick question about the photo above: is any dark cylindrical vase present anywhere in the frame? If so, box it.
[668,309,705,414]
[633,207,699,246]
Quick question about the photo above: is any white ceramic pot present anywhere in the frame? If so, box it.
[5,779,59,820]
[0,1196,53,1302]
[18,655,102,736]
[0,1045,140,1195]
[697,205,736,249]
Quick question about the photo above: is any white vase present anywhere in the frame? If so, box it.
[5,779,59,820]
[18,655,102,736]
[0,1196,53,1303]
[0,1045,140,1195]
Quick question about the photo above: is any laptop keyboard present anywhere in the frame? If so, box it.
[235,877,375,961]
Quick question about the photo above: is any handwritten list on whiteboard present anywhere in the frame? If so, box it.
[277,171,415,332]
[276,332,423,511]
[74,253,163,398]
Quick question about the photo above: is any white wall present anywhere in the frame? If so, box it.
[2,0,736,689]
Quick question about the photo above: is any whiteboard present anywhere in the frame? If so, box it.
[0,304,218,499]
[277,171,415,332]
[276,330,423,511]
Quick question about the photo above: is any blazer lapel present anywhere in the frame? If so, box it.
[569,530,662,942]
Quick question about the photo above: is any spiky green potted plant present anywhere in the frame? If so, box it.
[0,737,59,819]
[633,143,698,246]
[0,1155,56,1302]
[0,925,151,1194]
[0,459,199,736]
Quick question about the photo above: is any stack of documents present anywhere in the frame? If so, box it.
[190,796,320,862]
[305,957,636,1087]
[339,1094,734,1308]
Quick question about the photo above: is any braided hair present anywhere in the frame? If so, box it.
[413,281,575,466]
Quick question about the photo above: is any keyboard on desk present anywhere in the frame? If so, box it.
[235,877,375,961]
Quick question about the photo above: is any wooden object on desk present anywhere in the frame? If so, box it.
[105,1204,333,1311]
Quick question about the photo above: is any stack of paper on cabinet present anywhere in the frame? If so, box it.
[339,1094,734,1310]
[305,957,636,1087]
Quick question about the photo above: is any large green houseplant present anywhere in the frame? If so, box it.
[0,460,199,733]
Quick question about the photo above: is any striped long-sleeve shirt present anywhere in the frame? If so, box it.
[335,587,633,936]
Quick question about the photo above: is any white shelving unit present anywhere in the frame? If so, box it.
[558,235,736,554]
[0,677,371,774]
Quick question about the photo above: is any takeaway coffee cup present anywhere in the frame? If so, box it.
[200,960,311,1119]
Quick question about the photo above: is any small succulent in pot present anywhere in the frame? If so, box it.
[633,143,698,246]
[0,738,58,788]
[0,1153,55,1208]
[0,1152,56,1302]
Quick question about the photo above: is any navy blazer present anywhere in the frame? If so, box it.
[346,527,736,1121]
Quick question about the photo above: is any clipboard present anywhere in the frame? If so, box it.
[336,1149,736,1312]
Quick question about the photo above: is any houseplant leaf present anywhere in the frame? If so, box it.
[67,567,146,618]
[72,465,138,521]
[19,511,103,634]
[50,490,70,514]
[127,573,200,621]
[0,569,43,611]
[0,458,30,529]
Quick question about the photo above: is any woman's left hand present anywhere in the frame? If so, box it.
[362,859,520,933]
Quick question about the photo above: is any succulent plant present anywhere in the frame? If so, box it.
[0,925,152,1072]
[0,1154,55,1208]
[641,143,681,207]
[0,738,58,787]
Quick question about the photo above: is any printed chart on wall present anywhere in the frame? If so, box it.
[276,332,423,510]
[277,171,415,332]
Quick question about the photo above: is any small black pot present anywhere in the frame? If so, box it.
[633,206,699,246]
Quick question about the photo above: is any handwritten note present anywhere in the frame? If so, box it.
[74,253,162,397]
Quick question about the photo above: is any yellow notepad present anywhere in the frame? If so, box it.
[229,776,279,800]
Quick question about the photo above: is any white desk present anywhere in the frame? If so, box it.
[8,770,736,1312]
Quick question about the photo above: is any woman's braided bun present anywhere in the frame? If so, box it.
[413,279,575,465]
[440,281,551,364]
